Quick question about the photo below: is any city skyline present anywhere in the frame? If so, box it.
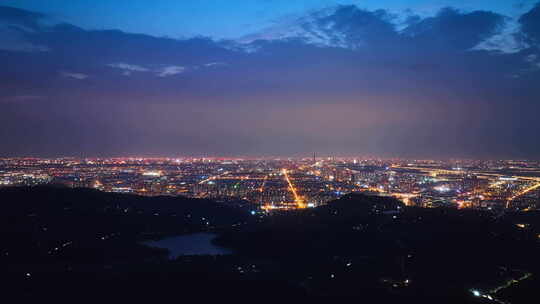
[2,156,540,213]
[3,2,540,302]
[1,2,540,158]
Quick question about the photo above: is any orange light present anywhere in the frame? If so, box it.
[282,169,306,209]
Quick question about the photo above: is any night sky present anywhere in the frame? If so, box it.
[1,1,540,158]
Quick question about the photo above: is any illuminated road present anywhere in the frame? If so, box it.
[282,169,306,208]
[393,165,540,182]
[471,270,532,304]
[506,182,540,208]
[198,171,229,184]
[259,175,268,192]
[392,166,464,176]
[395,165,540,209]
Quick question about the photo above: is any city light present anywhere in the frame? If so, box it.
[0,157,539,212]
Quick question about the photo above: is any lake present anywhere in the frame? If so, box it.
[144,232,232,258]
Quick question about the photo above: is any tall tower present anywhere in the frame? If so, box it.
[313,152,316,164]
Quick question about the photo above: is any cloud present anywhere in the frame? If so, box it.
[204,62,228,67]
[524,53,540,70]
[107,62,186,77]
[472,17,527,53]
[157,65,185,77]
[61,72,88,80]
[403,7,505,50]
[240,5,506,52]
[107,62,149,75]
[525,54,538,62]
[238,5,398,49]
[0,6,45,30]
[1,4,540,157]
[0,27,49,52]
[0,6,50,52]
[519,2,540,45]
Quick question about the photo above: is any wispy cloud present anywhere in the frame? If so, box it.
[107,62,149,75]
[0,27,50,52]
[107,62,185,77]
[525,54,537,62]
[472,18,527,54]
[204,62,228,67]
[61,72,88,80]
[157,65,185,77]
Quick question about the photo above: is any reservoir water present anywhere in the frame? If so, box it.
[144,232,231,258]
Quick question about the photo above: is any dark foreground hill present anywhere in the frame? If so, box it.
[216,193,540,301]
[0,186,249,262]
[1,187,539,302]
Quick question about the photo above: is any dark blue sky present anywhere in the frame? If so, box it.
[2,0,535,38]
[1,1,540,158]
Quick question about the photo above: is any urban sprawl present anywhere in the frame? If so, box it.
[2,157,540,212]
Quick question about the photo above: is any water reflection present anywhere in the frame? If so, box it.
[144,232,231,258]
